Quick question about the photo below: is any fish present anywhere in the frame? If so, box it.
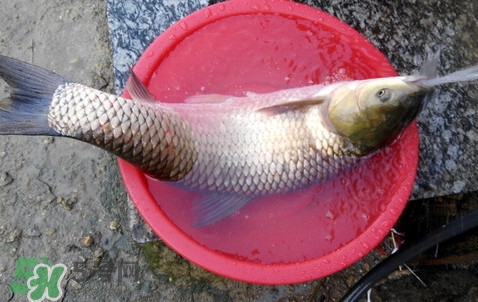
[0,55,476,226]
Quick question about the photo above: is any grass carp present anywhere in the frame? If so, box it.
[0,55,476,225]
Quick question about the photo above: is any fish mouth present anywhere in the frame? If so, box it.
[404,77,437,94]
[395,78,434,108]
[405,75,428,84]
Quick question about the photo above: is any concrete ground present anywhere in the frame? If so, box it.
[0,1,477,301]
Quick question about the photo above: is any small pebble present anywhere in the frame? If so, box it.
[346,274,356,286]
[0,172,13,187]
[23,226,42,238]
[43,137,54,145]
[69,279,82,290]
[9,248,17,256]
[109,220,120,230]
[58,197,73,211]
[92,248,105,268]
[45,228,57,236]
[80,235,94,247]
[25,178,55,203]
[6,228,22,243]
[94,247,105,259]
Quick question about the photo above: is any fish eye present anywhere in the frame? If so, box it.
[376,88,392,103]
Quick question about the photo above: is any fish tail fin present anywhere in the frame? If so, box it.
[416,50,478,86]
[0,55,67,135]
[417,50,440,79]
[423,64,478,86]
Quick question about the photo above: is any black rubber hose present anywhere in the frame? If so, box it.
[340,209,478,302]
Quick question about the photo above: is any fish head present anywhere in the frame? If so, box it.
[325,77,433,152]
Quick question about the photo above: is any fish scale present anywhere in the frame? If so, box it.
[48,83,198,181]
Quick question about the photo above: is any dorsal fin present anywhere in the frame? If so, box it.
[126,67,156,103]
[257,98,325,115]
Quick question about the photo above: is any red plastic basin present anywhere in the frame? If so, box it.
[119,0,418,284]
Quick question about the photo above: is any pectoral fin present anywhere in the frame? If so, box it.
[193,193,252,227]
[257,99,325,115]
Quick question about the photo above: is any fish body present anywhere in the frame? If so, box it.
[2,55,474,225]
[48,80,366,196]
